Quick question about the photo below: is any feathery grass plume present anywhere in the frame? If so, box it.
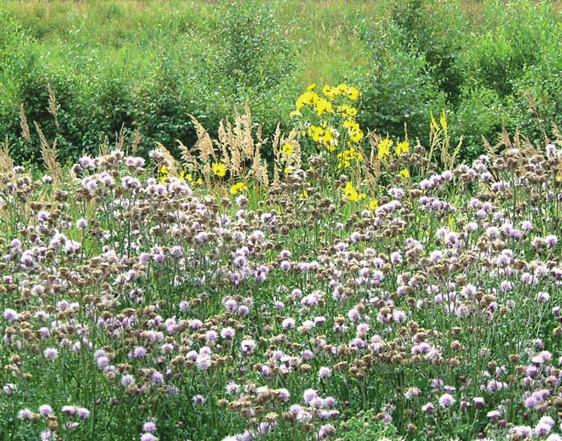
[272,125,302,185]
[521,89,549,145]
[190,115,216,185]
[272,124,282,184]
[176,140,198,172]
[131,129,142,156]
[0,137,14,175]
[552,123,562,145]
[47,83,60,129]
[155,143,181,176]
[213,102,269,186]
[19,105,32,144]
[366,132,383,183]
[35,122,63,184]
[98,136,111,157]
[115,125,126,153]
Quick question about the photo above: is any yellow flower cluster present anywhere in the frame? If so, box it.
[230,182,248,195]
[378,139,410,160]
[323,84,360,101]
[159,165,169,184]
[290,83,363,151]
[337,146,363,169]
[343,181,366,202]
[307,124,338,150]
[378,138,393,160]
[395,141,410,156]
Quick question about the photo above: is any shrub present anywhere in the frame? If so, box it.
[353,23,448,147]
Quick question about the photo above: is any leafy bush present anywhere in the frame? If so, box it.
[386,0,466,103]
[450,86,505,160]
[354,24,448,146]
[206,0,295,96]
[462,0,559,98]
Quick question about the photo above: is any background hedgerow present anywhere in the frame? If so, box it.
[2,0,562,168]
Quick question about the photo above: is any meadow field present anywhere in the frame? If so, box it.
[1,1,562,440]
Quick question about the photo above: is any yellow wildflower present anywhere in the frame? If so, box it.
[440,110,448,131]
[230,182,248,195]
[307,83,316,91]
[349,127,363,143]
[337,84,348,95]
[323,85,336,99]
[337,104,358,118]
[369,199,379,210]
[212,162,227,177]
[299,189,309,199]
[399,169,410,179]
[282,143,294,156]
[159,165,169,184]
[289,110,302,118]
[315,97,334,116]
[395,141,410,156]
[378,138,393,160]
[343,181,366,202]
[296,91,319,110]
[347,86,360,101]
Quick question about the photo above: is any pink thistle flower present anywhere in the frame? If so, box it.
[421,403,433,413]
[143,422,157,433]
[535,423,552,437]
[193,395,206,405]
[44,348,58,361]
[303,389,318,405]
[282,317,296,330]
[140,434,158,441]
[438,393,455,408]
[240,339,255,355]
[318,367,332,379]
[133,346,147,358]
[62,406,77,416]
[76,407,90,419]
[39,405,53,416]
[17,408,32,420]
[3,308,19,322]
[220,327,235,339]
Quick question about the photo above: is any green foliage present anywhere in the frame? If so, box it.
[340,410,399,440]
[2,0,562,168]
[451,86,505,159]
[206,0,295,95]
[386,0,466,103]
[354,24,448,145]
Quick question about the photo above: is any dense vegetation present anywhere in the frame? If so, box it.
[2,1,562,440]
[1,0,562,167]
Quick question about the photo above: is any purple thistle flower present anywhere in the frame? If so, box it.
[438,393,455,408]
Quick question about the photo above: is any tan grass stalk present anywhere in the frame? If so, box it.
[155,142,180,176]
[0,137,14,175]
[98,136,110,157]
[115,125,126,152]
[190,115,216,163]
[35,122,63,184]
[47,83,60,129]
[20,105,32,144]
[131,129,142,156]
[176,140,199,171]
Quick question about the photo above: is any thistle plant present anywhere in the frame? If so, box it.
[2,109,562,441]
